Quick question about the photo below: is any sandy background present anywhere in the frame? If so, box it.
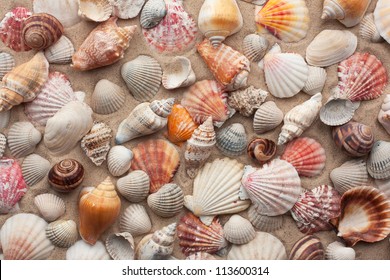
[1,0,390,260]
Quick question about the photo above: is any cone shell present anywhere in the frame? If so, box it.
[48,159,85,192]
[34,193,66,222]
[107,145,133,177]
[0,52,15,80]
[44,35,75,64]
[216,123,247,157]
[46,219,78,248]
[140,0,167,29]
[253,101,283,134]
[22,154,50,187]
[360,13,383,43]
[120,204,152,236]
[81,122,112,166]
[375,179,390,199]
[242,34,268,62]
[374,0,390,44]
[1,213,54,259]
[162,56,196,90]
[78,0,113,22]
[223,215,255,245]
[378,94,390,135]
[166,104,198,146]
[367,141,390,180]
[330,159,369,194]
[325,241,356,260]
[147,183,184,218]
[121,55,162,102]
[91,79,125,115]
[33,0,81,28]
[105,232,135,260]
[72,17,137,71]
[248,205,284,232]
[247,138,277,164]
[321,0,371,27]
[0,133,6,158]
[320,97,358,126]
[131,139,180,193]
[302,66,327,95]
[7,121,42,158]
[289,235,325,260]
[227,86,268,117]
[66,240,110,260]
[186,252,217,260]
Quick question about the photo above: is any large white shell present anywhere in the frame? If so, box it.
[117,170,150,202]
[223,215,255,245]
[0,52,15,80]
[120,204,152,237]
[374,0,390,44]
[91,79,125,115]
[360,13,383,43]
[325,241,356,260]
[367,141,390,180]
[7,122,42,158]
[34,193,66,222]
[330,159,369,194]
[378,94,390,135]
[147,183,184,218]
[105,232,135,260]
[33,0,81,28]
[46,219,78,248]
[44,36,75,64]
[66,240,111,260]
[242,34,268,62]
[21,154,51,186]
[0,110,10,129]
[216,123,247,157]
[162,56,196,90]
[78,0,112,22]
[110,0,145,19]
[107,145,133,177]
[302,66,327,95]
[253,101,284,134]
[0,133,6,158]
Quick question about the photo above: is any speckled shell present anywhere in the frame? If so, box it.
[120,204,152,236]
[147,183,184,218]
[247,138,277,164]
[48,159,85,193]
[140,0,167,29]
[7,121,41,158]
[44,35,75,64]
[0,52,15,80]
[78,0,113,22]
[374,0,390,44]
[66,240,110,260]
[248,205,284,232]
[216,123,247,157]
[34,193,66,222]
[378,94,390,135]
[117,170,149,202]
[228,86,267,117]
[107,145,133,177]
[325,241,356,260]
[319,97,358,126]
[322,0,371,27]
[330,159,369,194]
[22,154,50,187]
[360,13,383,43]
[253,101,283,134]
[367,141,390,180]
[166,104,198,146]
[289,235,325,260]
[302,66,327,95]
[162,56,196,90]
[223,215,255,245]
[46,220,78,248]
[242,34,268,62]
[91,79,125,115]
[0,133,6,158]
[186,252,217,260]
[33,0,81,28]
[105,232,135,260]
[81,122,112,166]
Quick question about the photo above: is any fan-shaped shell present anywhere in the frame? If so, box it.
[186,252,217,260]
[117,170,149,202]
[302,66,327,95]
[91,79,125,115]
[330,159,369,194]
[242,34,268,62]
[360,13,383,43]
[44,35,75,64]
[374,0,390,44]
[248,205,284,232]
[216,123,247,157]
[78,0,112,22]
[48,159,85,193]
[0,133,6,158]
[247,138,276,164]
[321,0,371,27]
[378,94,390,135]
[120,204,152,237]
[162,56,196,90]
[320,97,358,126]
[367,141,390,180]
[325,241,356,260]
[227,86,268,117]
[66,240,110,260]
[34,193,66,222]
[147,183,184,217]
[166,104,198,146]
[21,154,50,187]
[7,121,41,158]
[110,0,144,19]
[46,219,78,248]
[223,215,255,245]
[107,145,133,177]
[289,235,324,260]
[0,52,15,80]
[33,0,81,28]
[253,101,283,134]
[105,232,135,260]
[140,0,167,29]
[81,122,112,166]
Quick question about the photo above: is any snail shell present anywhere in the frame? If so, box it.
[48,159,85,193]
[247,138,277,164]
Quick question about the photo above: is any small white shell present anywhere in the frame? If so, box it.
[0,52,15,80]
[110,0,145,19]
[140,0,167,29]
[21,154,51,186]
[367,141,390,180]
[216,123,247,157]
[107,145,133,177]
[243,34,268,62]
[248,205,284,232]
[325,241,356,260]
[162,56,196,90]
[223,215,255,245]
[147,183,184,218]
[46,219,78,248]
[34,193,66,222]
[320,97,359,126]
[330,159,369,194]
[91,79,125,115]
[44,36,75,64]
[0,110,10,129]
[302,66,327,95]
[253,101,284,134]
[120,204,152,237]
[66,240,111,260]
[7,122,42,158]
[360,13,384,43]
[105,232,135,260]
[0,133,6,158]
[117,170,150,202]
[78,0,112,22]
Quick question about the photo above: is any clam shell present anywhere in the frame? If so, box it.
[117,170,149,202]
[289,235,324,260]
[321,0,371,27]
[33,0,81,28]
[253,101,283,134]
[367,141,390,180]
[227,86,268,117]
[378,94,390,135]
[330,159,369,194]
[21,154,51,187]
[186,252,217,260]
[223,215,255,245]
[140,0,167,29]
[325,241,356,260]
[242,34,269,62]
[375,179,390,199]
[81,122,112,166]
[0,52,15,80]
[216,123,247,157]
[374,0,390,44]
[91,79,125,115]
[44,35,74,64]
[78,0,112,22]
[7,122,42,158]
[34,193,66,222]
[120,204,152,237]
[0,133,6,158]
[302,66,327,95]
[46,220,78,248]
[105,232,135,260]
[147,183,184,218]
[66,240,111,260]
[360,13,383,43]
[248,205,284,232]
[320,97,358,126]
[48,159,85,193]
[0,110,10,129]
[162,56,196,90]
[166,104,198,146]
[110,0,145,19]
[107,145,133,177]
[247,138,277,164]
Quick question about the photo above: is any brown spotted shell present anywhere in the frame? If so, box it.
[48,159,85,192]
[247,138,276,164]
[289,235,325,260]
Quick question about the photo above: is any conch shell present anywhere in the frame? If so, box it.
[321,0,372,27]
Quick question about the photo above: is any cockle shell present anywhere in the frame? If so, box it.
[321,0,371,27]
[186,252,217,260]
[325,241,356,260]
[253,101,283,134]
[227,86,267,117]
[131,139,180,193]
[360,13,383,43]
[378,94,390,135]
[66,240,110,260]
[110,0,145,19]
[0,52,15,80]
[79,177,121,245]
[197,39,250,91]
[375,179,390,199]
[248,205,284,232]
[278,93,322,145]
[78,0,113,22]
[140,0,167,29]
[91,79,125,115]
[374,0,390,44]
[117,170,149,202]
[72,17,137,71]
[302,66,327,96]
[48,159,85,192]
[166,104,198,146]
[1,213,54,259]
[177,213,227,256]
[147,183,184,218]
[44,35,75,64]
[216,123,247,157]
[255,0,309,42]
[121,55,162,102]
[330,159,369,194]
[184,158,251,225]
[120,204,152,236]
[247,138,277,164]
[367,141,390,180]
[0,52,49,112]
[115,98,174,144]
[33,0,81,28]
[289,235,325,260]
[162,56,196,90]
[21,154,50,187]
[34,193,66,222]
[242,34,269,62]
[0,133,6,158]
[46,220,78,248]
[223,215,255,245]
[306,30,357,67]
[319,97,359,126]
[0,158,28,214]
[107,145,133,177]
[7,121,41,158]
[105,232,135,260]
[81,122,112,166]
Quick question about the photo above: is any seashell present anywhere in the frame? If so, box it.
[336,186,390,246]
[105,232,135,260]
[319,97,358,126]
[135,223,176,260]
[247,138,276,164]
[120,204,152,236]
[0,158,28,214]
[131,139,180,193]
[184,158,250,225]
[140,0,167,29]
[240,159,301,216]
[186,252,217,260]
[253,101,283,134]
[48,159,85,193]
[223,215,255,245]
[44,36,75,64]
[44,101,93,155]
[374,0,390,44]
[142,0,198,55]
[115,98,174,144]
[306,30,357,67]
[242,34,269,62]
[332,121,374,157]
[72,17,137,71]
[322,0,371,27]
[166,104,198,146]
[375,179,390,199]
[33,0,81,28]
[255,0,309,42]
[0,7,32,52]
[378,94,390,135]
[302,66,327,96]
[107,145,133,177]
[360,13,383,43]
[21,154,51,187]
[261,44,308,99]
[46,220,78,248]
[248,205,284,232]
[66,240,110,260]
[280,137,326,177]
[216,123,247,157]
[22,13,64,50]
[147,183,184,218]
[0,110,10,129]
[367,141,390,180]
[330,159,369,194]
[1,213,54,259]
[177,213,227,256]
[0,133,6,158]
[110,0,144,19]
[325,241,356,260]
[79,177,121,245]
[117,170,149,202]
[78,0,112,22]
[91,80,125,115]
[198,0,243,47]
[0,52,15,80]
[121,55,162,102]
[81,122,112,166]
[227,232,287,260]
[278,93,322,145]
[289,235,325,260]
[181,80,229,127]
[162,56,196,90]
[227,86,268,117]
[7,121,42,158]
[34,193,66,222]
[197,39,250,91]
[0,52,49,112]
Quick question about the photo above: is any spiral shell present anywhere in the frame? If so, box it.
[242,34,269,62]
[140,0,167,29]
[289,235,325,260]
[325,241,356,260]
[147,183,184,218]
[330,159,369,194]
[120,204,152,237]
[46,220,78,248]
[105,232,135,260]
[48,159,85,193]
[253,101,284,134]
[0,52,15,80]
[107,145,133,177]
[81,122,112,166]
[247,138,276,164]
[21,154,51,187]
[360,13,383,43]
[227,86,268,117]
[7,121,42,158]
[223,215,255,245]
[321,0,371,27]
[91,79,125,115]
[34,193,66,222]
[66,240,110,260]
[367,141,390,180]
[117,170,150,203]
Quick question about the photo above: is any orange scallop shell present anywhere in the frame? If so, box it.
[166,104,198,146]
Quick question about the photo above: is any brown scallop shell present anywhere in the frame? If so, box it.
[289,235,324,260]
[247,138,276,164]
[48,159,85,193]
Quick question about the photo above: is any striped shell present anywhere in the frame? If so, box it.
[248,205,284,232]
[223,215,255,245]
[289,235,325,260]
[81,122,112,166]
[253,101,283,134]
[46,220,78,248]
[166,104,198,146]
[7,122,42,158]
[216,123,247,157]
[367,141,390,180]
[21,154,51,187]
[107,145,133,177]
[0,133,5,158]
[91,79,125,115]
[0,52,15,80]
[48,159,85,193]
[242,34,268,62]
[105,232,135,260]
[44,35,75,64]
[325,241,356,260]
[227,86,268,117]
[330,159,369,194]
[34,193,66,222]
[66,240,110,260]
[140,0,167,29]
[147,183,184,218]
[120,204,152,237]
[78,0,113,22]
[247,138,277,164]
[302,66,327,95]
[117,170,149,202]
[360,13,383,43]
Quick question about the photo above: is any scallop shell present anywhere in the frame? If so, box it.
[360,13,383,43]
[0,52,15,80]
[321,0,371,27]
[186,252,217,260]
[306,30,357,67]
[330,159,369,194]
[46,219,78,248]
[78,0,112,22]
[117,170,149,202]
[34,193,66,222]
[216,123,247,157]
[120,204,152,237]
[33,0,81,28]
[289,235,324,260]
[121,55,162,102]
[367,140,390,180]
[147,183,184,218]
[253,101,283,134]
[223,215,255,245]
[184,158,250,225]
[140,0,167,29]
[378,94,390,135]
[162,56,196,90]
[374,0,390,44]
[7,122,42,158]
[43,36,74,65]
[375,179,390,199]
[227,86,268,117]
[302,66,327,96]
[242,34,269,62]
[166,104,198,146]
[81,122,112,166]
[319,97,358,126]
[107,145,133,177]
[1,213,54,259]
[48,159,85,193]
[105,232,135,260]
[110,0,145,19]
[325,241,356,260]
[248,205,284,232]
[21,154,50,187]
[227,232,287,260]
[0,110,10,129]
[91,79,125,115]
[247,138,277,164]
[0,133,6,158]
[66,240,111,260]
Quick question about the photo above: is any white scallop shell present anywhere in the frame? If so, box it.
[147,183,184,218]
[21,154,51,186]
[33,0,81,28]
[105,232,135,260]
[216,123,247,157]
[0,133,6,158]
[248,204,284,232]
[367,141,390,180]
[360,13,383,43]
[375,179,390,199]
[120,204,152,237]
[378,94,390,135]
[320,97,359,126]
[78,0,112,22]
[223,215,255,245]
[0,52,15,80]
[107,145,133,177]
[162,56,196,90]
[110,0,145,19]
[330,159,369,194]
[66,240,111,260]
[7,122,42,158]
[302,66,327,95]
[242,34,268,62]
[46,219,78,248]
[117,170,150,202]
[325,241,356,260]
[253,101,284,134]
[91,79,125,115]
[44,36,75,64]
[140,0,167,29]
[34,193,66,222]
[374,0,390,44]
[0,110,10,129]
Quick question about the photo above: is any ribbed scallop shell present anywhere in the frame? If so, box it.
[247,138,277,164]
[110,0,144,19]
[242,34,268,62]
[166,104,198,146]
[117,170,149,202]
[107,145,133,177]
[121,55,162,102]
[253,101,283,134]
[147,183,184,217]
[0,133,6,158]
[33,0,81,28]
[184,158,250,225]
[302,66,327,95]
[177,213,228,256]
[162,56,196,90]
[289,235,324,260]
[8,121,42,158]
[281,137,326,177]
[227,232,287,260]
[0,111,10,129]
[330,159,369,194]
[306,30,357,67]
[44,35,75,64]
[48,159,85,193]
[46,220,78,248]
[78,0,112,22]
[120,204,152,237]
[81,122,112,166]
[248,205,284,232]
[374,0,390,44]
[66,240,110,260]
[186,252,217,260]
[105,232,135,260]
[360,13,383,43]
[320,97,358,126]
[91,79,125,115]
[367,141,390,180]
[1,213,54,259]
[321,0,371,27]
[21,154,50,186]
[216,123,247,157]
[378,94,390,135]
[34,193,66,222]
[223,215,255,245]
[140,0,167,29]
[0,52,15,80]
[325,241,356,260]
[227,86,268,117]
[240,159,301,216]
[375,179,390,199]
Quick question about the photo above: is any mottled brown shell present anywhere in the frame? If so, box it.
[247,138,276,164]
[48,159,85,192]
[289,235,325,260]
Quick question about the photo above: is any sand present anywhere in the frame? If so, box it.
[1,0,390,260]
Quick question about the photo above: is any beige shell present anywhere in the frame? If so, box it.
[360,13,383,43]
[302,66,327,95]
[223,215,255,245]
[0,133,6,158]
[375,179,390,199]
[7,122,42,158]
[21,154,51,186]
[242,34,268,62]
[227,86,268,117]
[321,0,371,27]
[120,204,152,237]
[117,170,150,202]
[66,240,111,260]
[44,35,75,64]
[147,183,184,218]
[0,52,15,80]
[0,110,10,129]
[330,159,369,194]
[367,141,390,180]
[91,79,125,115]
[105,232,135,260]
[248,205,284,232]
[46,219,78,248]
[325,241,356,260]
[253,101,284,134]
[378,94,390,135]
[34,193,66,222]
[81,122,112,166]
[78,0,113,22]
[162,56,196,90]
[107,145,133,177]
